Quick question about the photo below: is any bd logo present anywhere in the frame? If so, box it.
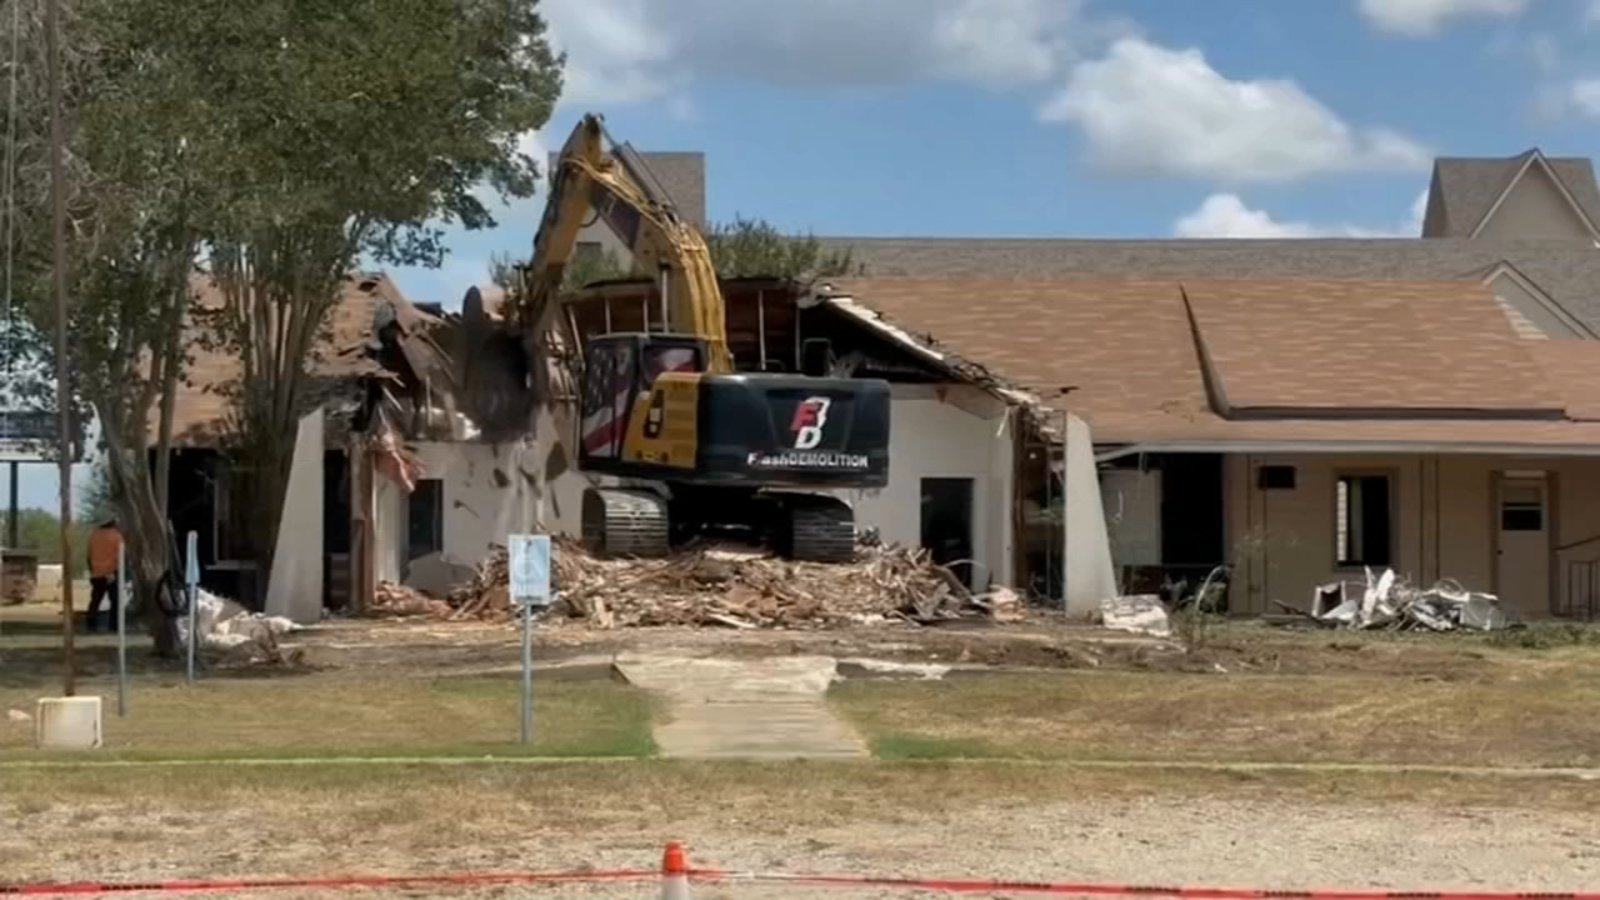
[789,396,831,450]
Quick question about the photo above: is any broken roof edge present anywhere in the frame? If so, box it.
[810,289,1059,434]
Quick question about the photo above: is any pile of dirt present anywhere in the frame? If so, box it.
[369,538,1019,629]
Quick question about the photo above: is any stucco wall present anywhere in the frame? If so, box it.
[835,384,1016,589]
[372,436,587,584]
[1224,452,1600,619]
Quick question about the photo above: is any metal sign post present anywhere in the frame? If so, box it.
[184,531,199,684]
[116,541,128,717]
[507,534,552,745]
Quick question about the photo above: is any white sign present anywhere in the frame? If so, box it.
[508,534,551,606]
[184,531,200,586]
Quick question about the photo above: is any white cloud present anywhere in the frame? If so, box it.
[540,0,1107,105]
[1174,189,1430,239]
[1573,78,1600,118]
[1039,39,1432,182]
[1357,0,1528,36]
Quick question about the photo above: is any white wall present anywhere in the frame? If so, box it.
[836,384,1015,589]
[374,388,1020,591]
[265,409,324,624]
[372,429,589,583]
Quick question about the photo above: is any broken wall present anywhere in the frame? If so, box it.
[834,383,1015,589]
[372,432,588,584]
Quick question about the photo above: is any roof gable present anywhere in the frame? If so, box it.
[1424,150,1600,241]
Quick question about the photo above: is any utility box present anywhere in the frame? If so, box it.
[36,696,103,750]
[1,552,38,606]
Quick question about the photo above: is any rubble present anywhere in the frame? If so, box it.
[1288,567,1510,631]
[368,537,1007,630]
[178,590,304,663]
[1098,594,1172,637]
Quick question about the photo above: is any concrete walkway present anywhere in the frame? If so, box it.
[612,653,869,760]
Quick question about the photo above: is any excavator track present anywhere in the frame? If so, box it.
[783,495,856,563]
[582,487,670,558]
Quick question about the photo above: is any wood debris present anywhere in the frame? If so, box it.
[369,538,1008,630]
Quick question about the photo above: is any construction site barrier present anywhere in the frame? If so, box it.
[2,841,1596,899]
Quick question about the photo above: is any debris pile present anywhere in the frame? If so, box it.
[371,538,1010,630]
[177,590,304,664]
[1284,567,1509,631]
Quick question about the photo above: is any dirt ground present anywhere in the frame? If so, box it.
[4,764,1599,898]
[275,614,1569,680]
[7,613,1600,897]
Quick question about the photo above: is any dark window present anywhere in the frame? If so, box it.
[1257,465,1297,490]
[575,241,603,264]
[407,479,444,562]
[1500,483,1545,532]
[1336,474,1392,567]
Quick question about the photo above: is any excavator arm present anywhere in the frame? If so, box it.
[517,114,732,373]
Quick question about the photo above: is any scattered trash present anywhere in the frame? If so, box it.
[7,709,31,723]
[367,537,1014,630]
[1285,568,1509,631]
[1098,594,1171,637]
[178,590,303,663]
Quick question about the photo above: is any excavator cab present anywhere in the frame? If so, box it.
[579,331,891,490]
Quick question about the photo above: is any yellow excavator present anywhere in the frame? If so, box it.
[512,113,891,562]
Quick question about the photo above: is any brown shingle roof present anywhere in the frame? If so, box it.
[831,277,1600,449]
[819,236,1600,334]
[164,272,400,447]
[1528,342,1600,422]
[1181,280,1562,415]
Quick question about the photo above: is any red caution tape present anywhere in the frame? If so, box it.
[687,868,1600,900]
[0,867,654,896]
[5,861,1595,899]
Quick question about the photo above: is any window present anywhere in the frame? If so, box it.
[1500,483,1545,531]
[212,464,257,563]
[407,479,444,562]
[574,241,603,264]
[1336,474,1392,567]
[1257,465,1297,490]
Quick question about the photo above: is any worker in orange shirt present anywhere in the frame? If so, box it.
[85,518,123,633]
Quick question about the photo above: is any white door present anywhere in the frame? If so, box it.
[1495,476,1550,617]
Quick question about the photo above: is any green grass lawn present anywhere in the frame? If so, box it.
[831,661,1600,768]
[0,672,657,760]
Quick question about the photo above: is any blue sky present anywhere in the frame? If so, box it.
[384,0,1600,306]
[13,0,1600,513]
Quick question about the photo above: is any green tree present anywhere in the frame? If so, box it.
[2,509,92,579]
[491,247,633,294]
[152,0,564,582]
[705,216,860,281]
[5,0,206,654]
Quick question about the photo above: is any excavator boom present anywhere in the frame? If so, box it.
[508,113,891,563]
[521,114,731,372]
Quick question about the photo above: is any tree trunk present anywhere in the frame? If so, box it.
[95,400,182,657]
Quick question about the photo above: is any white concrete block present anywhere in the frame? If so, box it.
[35,696,103,750]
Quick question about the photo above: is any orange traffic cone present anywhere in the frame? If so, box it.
[662,841,691,900]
